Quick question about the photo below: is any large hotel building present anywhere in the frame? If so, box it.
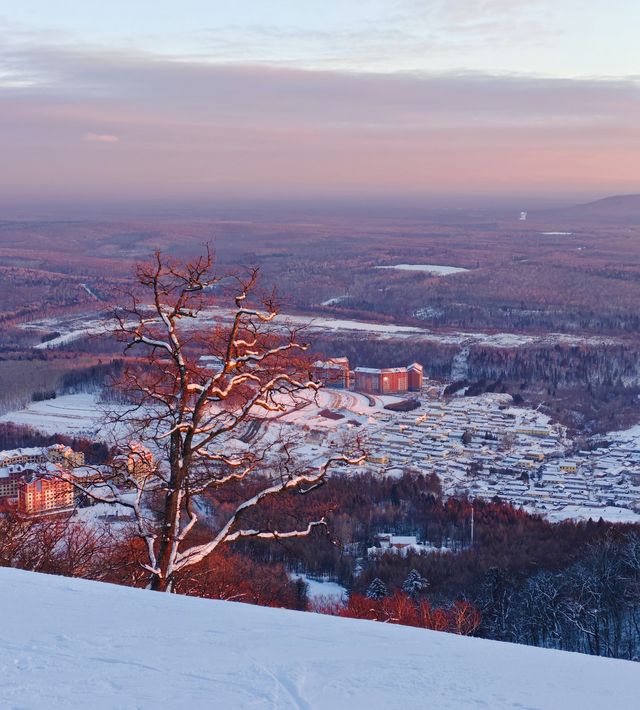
[312,358,423,395]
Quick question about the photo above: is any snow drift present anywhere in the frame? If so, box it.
[0,568,636,709]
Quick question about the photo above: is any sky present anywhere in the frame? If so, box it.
[1,1,639,205]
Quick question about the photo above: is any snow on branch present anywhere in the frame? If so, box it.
[102,248,365,590]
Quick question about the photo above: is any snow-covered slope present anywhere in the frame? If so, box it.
[0,568,636,709]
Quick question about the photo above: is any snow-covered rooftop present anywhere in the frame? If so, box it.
[0,568,637,709]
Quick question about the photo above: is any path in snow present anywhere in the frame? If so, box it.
[450,344,471,381]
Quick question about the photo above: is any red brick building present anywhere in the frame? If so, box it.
[407,362,424,391]
[380,368,408,394]
[354,367,409,394]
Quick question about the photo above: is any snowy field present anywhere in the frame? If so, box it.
[0,393,105,436]
[321,296,348,306]
[22,308,622,351]
[1,568,637,710]
[290,574,348,603]
[608,422,640,445]
[198,309,621,349]
[22,315,109,349]
[375,264,469,275]
[0,393,133,444]
[267,387,396,425]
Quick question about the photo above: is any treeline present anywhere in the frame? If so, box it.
[59,359,125,394]
[319,593,481,636]
[467,342,640,388]
[0,265,102,324]
[476,537,640,658]
[221,473,614,594]
[0,508,307,611]
[204,471,640,660]
[0,356,126,420]
[303,260,640,336]
[312,334,640,389]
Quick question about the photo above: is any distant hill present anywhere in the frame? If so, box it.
[1,567,638,709]
[534,194,640,225]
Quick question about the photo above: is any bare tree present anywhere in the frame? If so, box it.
[0,504,118,579]
[77,249,363,591]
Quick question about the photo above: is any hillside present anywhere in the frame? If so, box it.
[0,568,637,709]
[535,193,640,224]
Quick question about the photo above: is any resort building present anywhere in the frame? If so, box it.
[311,357,350,388]
[17,472,75,516]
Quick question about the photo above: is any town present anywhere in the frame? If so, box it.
[2,354,640,526]
[300,357,640,523]
[2,2,640,703]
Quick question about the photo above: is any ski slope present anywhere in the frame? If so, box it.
[0,568,637,709]
[0,393,104,436]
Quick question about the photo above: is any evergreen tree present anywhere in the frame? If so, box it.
[366,577,389,600]
[402,569,429,599]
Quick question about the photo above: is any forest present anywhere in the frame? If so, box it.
[2,470,638,660]
[3,209,640,338]
[3,209,640,437]
[1,218,640,662]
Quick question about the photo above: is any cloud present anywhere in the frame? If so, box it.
[0,2,560,79]
[0,42,638,201]
[84,132,118,143]
[5,43,637,126]
[386,0,551,43]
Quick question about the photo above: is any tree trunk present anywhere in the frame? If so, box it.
[150,437,184,592]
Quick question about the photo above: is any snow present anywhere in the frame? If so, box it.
[547,505,640,524]
[32,319,107,349]
[192,309,625,349]
[375,264,469,275]
[607,422,640,446]
[321,296,348,306]
[73,501,137,528]
[291,574,348,603]
[0,393,105,436]
[24,308,623,352]
[1,568,637,710]
[252,387,395,427]
[298,316,424,335]
[0,393,131,443]
[80,283,99,300]
[450,344,471,380]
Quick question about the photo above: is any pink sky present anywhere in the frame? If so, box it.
[1,46,639,203]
